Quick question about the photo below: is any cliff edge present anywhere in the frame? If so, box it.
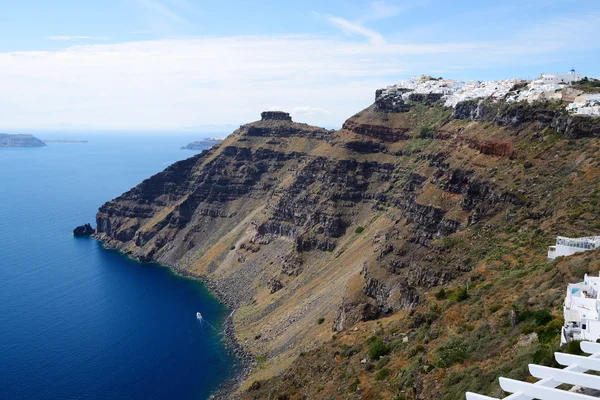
[95,79,600,398]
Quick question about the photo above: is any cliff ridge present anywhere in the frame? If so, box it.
[95,81,600,398]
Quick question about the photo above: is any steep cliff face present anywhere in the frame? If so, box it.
[96,96,600,398]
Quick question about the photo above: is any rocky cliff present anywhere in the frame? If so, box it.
[96,88,600,399]
[181,138,222,150]
[0,133,46,147]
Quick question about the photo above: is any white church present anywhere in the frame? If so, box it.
[533,68,582,85]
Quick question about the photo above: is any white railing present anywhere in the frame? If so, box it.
[556,236,600,250]
[466,341,600,399]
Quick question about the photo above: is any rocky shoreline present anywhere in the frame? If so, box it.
[170,265,256,400]
[92,237,254,399]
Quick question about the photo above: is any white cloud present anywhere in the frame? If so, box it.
[130,0,187,24]
[47,36,93,41]
[361,0,429,22]
[292,107,332,116]
[365,1,403,20]
[2,12,600,131]
[325,16,386,44]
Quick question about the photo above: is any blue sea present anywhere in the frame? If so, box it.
[0,134,239,400]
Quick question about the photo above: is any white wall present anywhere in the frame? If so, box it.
[549,244,591,259]
[540,72,582,84]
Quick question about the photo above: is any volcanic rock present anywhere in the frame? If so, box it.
[73,223,95,237]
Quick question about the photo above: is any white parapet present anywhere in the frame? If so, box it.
[548,236,600,260]
[567,94,600,116]
[466,341,600,400]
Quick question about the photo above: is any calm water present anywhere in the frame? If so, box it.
[0,134,239,400]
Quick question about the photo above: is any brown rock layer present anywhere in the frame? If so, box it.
[94,94,600,398]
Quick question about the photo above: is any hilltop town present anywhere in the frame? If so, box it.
[378,70,600,117]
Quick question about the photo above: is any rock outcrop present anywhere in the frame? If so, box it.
[73,223,95,237]
[261,111,292,121]
[181,138,222,150]
[453,99,600,138]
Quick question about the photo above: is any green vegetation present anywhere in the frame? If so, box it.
[518,309,553,326]
[450,286,469,302]
[574,77,600,88]
[562,340,585,356]
[441,236,456,249]
[435,288,448,300]
[417,125,435,139]
[375,368,390,380]
[367,336,390,361]
[354,226,364,234]
[341,344,362,358]
[436,337,470,368]
[317,317,325,325]
[489,304,502,313]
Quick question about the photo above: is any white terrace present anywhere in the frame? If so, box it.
[563,274,600,344]
[467,341,600,399]
[567,94,600,117]
[548,236,600,260]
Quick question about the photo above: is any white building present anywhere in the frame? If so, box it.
[566,93,600,116]
[548,236,600,260]
[533,69,582,85]
[562,273,600,344]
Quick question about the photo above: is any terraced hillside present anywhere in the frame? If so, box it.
[95,85,600,399]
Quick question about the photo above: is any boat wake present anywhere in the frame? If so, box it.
[196,312,219,332]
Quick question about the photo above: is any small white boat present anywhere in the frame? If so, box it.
[196,312,202,319]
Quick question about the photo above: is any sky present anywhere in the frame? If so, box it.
[1,0,600,131]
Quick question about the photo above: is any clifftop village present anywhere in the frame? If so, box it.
[379,69,600,116]
[431,72,600,399]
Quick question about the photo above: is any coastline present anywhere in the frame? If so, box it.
[93,237,255,400]
[171,265,255,400]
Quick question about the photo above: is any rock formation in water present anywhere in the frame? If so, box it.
[73,223,95,237]
[0,134,46,147]
[181,138,222,150]
[94,80,600,399]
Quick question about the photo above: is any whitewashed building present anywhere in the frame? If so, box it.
[378,71,600,117]
[548,236,600,260]
[562,273,600,344]
[567,94,600,117]
[534,69,582,85]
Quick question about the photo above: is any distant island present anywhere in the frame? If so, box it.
[43,140,89,144]
[181,138,222,150]
[0,134,46,148]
